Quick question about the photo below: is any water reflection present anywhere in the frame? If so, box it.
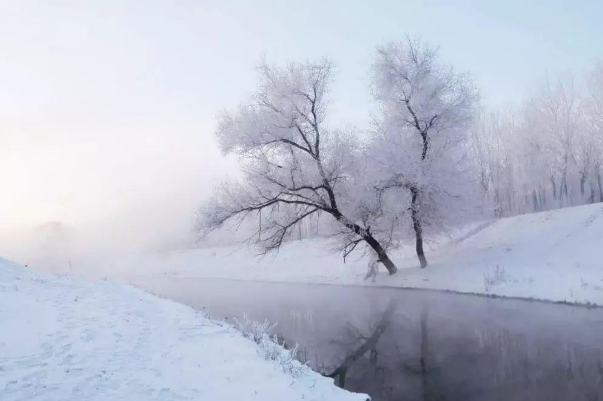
[313,296,603,400]
[325,299,397,388]
[132,277,603,401]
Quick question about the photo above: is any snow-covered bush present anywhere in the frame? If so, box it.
[483,265,512,291]
[234,315,308,378]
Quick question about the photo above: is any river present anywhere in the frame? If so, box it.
[131,277,603,401]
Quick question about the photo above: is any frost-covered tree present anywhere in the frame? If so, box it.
[200,60,399,274]
[369,38,481,268]
[468,64,603,216]
[528,76,584,206]
[585,62,603,202]
[467,110,519,217]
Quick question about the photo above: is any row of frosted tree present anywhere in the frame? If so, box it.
[199,37,602,275]
[468,66,603,216]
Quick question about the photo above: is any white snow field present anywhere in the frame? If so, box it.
[114,203,603,306]
[0,257,367,401]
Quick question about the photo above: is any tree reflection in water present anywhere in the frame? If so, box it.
[325,298,397,388]
[133,278,603,401]
[317,297,603,401]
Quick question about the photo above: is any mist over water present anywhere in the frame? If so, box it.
[0,135,237,275]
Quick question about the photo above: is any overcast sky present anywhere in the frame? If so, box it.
[1,0,602,240]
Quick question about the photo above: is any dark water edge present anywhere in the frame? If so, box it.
[131,276,603,401]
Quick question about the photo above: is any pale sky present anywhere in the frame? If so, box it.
[1,0,602,244]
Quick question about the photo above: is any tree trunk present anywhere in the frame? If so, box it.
[414,129,429,268]
[379,251,398,275]
[421,131,429,160]
[589,184,595,204]
[363,232,398,275]
[493,188,500,217]
[322,165,398,274]
[561,176,568,203]
[410,185,428,268]
[415,225,427,268]
[332,208,398,275]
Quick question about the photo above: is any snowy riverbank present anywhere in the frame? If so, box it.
[0,257,366,401]
[112,203,603,306]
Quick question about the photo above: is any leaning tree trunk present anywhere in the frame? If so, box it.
[364,233,398,275]
[332,209,398,275]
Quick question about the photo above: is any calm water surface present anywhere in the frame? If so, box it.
[132,277,603,401]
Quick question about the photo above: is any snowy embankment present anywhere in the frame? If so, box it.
[118,203,603,306]
[0,257,366,401]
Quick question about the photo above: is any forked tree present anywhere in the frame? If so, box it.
[370,38,480,268]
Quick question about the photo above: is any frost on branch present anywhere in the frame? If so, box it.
[233,315,307,378]
[199,59,399,274]
[369,37,486,268]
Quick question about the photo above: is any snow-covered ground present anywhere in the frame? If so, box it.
[0,257,366,401]
[3,204,601,399]
[112,203,603,306]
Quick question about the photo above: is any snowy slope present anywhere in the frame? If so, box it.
[115,203,603,306]
[0,258,366,401]
[393,203,603,305]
